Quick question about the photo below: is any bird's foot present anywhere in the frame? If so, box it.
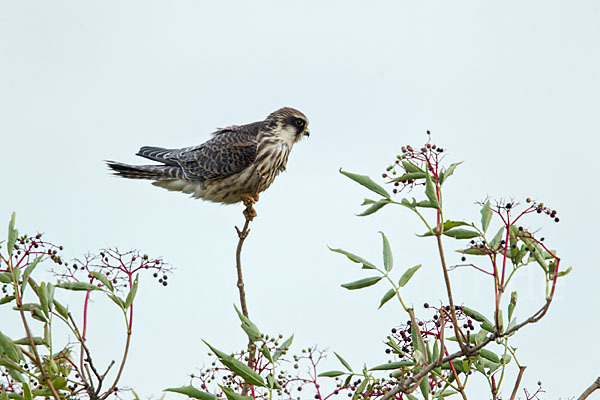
[240,193,259,204]
[243,203,257,221]
[240,193,259,221]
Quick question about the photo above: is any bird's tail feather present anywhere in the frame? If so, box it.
[136,146,179,166]
[106,161,182,180]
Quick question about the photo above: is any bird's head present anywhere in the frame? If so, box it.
[264,107,310,146]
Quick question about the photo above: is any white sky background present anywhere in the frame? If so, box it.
[1,1,599,399]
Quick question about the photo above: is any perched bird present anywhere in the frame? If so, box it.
[106,107,310,219]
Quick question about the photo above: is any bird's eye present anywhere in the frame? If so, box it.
[295,119,304,127]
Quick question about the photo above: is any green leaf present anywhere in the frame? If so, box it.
[357,199,391,216]
[234,305,262,342]
[273,334,293,362]
[424,170,439,209]
[165,386,218,400]
[52,299,69,320]
[340,169,390,199]
[220,386,253,400]
[420,371,430,399]
[462,306,494,333]
[7,213,17,258]
[124,274,139,309]
[380,232,393,272]
[480,201,492,233]
[411,323,422,354]
[400,198,416,210]
[31,307,47,322]
[378,288,396,309]
[369,360,415,370]
[0,273,12,284]
[394,172,426,182]
[12,337,45,346]
[432,340,439,361]
[108,294,125,309]
[328,247,377,270]
[91,271,114,292]
[416,200,438,209]
[419,220,469,237]
[402,160,424,173]
[341,276,382,290]
[0,296,15,305]
[398,264,422,287]
[557,266,572,277]
[489,226,505,249]
[35,282,49,318]
[443,229,480,240]
[203,341,266,387]
[0,331,24,363]
[353,380,368,400]
[56,282,101,291]
[318,370,346,377]
[457,247,488,256]
[479,349,500,364]
[260,345,273,363]
[21,256,42,295]
[439,162,463,185]
[334,352,353,372]
[508,291,517,321]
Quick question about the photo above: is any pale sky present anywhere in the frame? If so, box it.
[1,1,599,399]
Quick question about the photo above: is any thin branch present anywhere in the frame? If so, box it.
[578,377,600,400]
[509,366,527,400]
[235,218,251,319]
[235,204,255,396]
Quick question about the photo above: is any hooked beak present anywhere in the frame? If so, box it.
[304,128,310,137]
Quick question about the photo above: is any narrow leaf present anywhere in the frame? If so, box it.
[480,201,492,233]
[378,288,396,309]
[489,226,505,249]
[0,273,11,284]
[439,162,463,185]
[394,172,426,182]
[273,334,293,362]
[234,305,262,342]
[0,332,24,363]
[164,386,218,400]
[369,360,415,370]
[340,169,390,199]
[357,199,390,216]
[21,256,42,295]
[480,349,500,363]
[318,370,345,377]
[91,271,114,292]
[398,264,422,287]
[443,229,480,240]
[56,282,101,291]
[402,160,424,173]
[0,296,15,305]
[508,291,517,321]
[124,274,139,309]
[203,341,266,387]
[380,232,393,272]
[341,276,382,290]
[53,299,69,319]
[334,352,353,372]
[220,386,253,400]
[424,170,440,209]
[12,337,45,346]
[328,247,376,269]
[260,345,273,363]
[7,213,17,258]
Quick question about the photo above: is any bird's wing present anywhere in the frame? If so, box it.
[168,126,259,181]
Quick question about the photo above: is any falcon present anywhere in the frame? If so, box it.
[106,107,310,220]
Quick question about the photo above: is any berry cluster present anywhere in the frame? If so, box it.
[54,249,171,291]
[381,136,445,195]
